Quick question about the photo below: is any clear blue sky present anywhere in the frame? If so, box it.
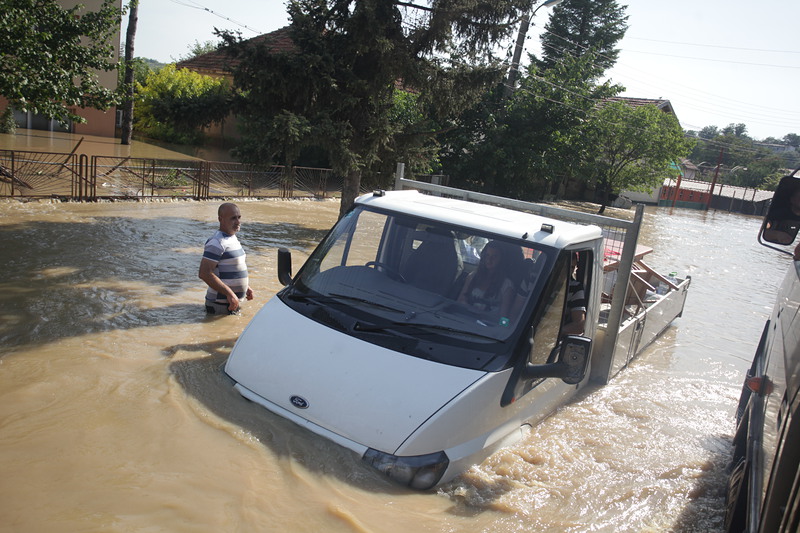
[126,0,800,141]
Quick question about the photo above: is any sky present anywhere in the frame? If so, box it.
[126,0,800,142]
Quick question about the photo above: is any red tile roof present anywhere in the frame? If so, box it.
[176,26,294,76]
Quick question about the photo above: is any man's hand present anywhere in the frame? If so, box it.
[227,293,241,312]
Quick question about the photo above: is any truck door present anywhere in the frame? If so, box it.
[502,249,594,404]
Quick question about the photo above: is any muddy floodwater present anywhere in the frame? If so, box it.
[0,198,791,532]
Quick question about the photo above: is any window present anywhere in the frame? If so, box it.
[528,250,591,365]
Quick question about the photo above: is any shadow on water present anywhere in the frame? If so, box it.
[672,436,732,532]
[0,215,329,353]
[165,344,412,496]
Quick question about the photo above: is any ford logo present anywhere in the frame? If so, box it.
[290,395,309,409]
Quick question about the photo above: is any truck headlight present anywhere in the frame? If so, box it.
[363,449,449,490]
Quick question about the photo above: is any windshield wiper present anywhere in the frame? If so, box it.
[353,320,498,341]
[288,291,404,314]
[326,293,405,314]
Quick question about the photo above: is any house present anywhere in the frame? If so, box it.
[0,0,122,138]
[658,176,773,214]
[604,96,676,115]
[175,27,294,144]
[599,97,682,206]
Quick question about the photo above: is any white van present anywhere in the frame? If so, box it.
[225,190,608,489]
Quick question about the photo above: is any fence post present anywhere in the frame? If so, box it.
[394,162,405,190]
[592,203,645,384]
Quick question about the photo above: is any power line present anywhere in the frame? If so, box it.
[535,28,798,136]
[622,49,800,70]
[625,36,800,55]
[168,0,262,35]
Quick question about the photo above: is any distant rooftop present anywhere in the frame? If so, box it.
[605,96,675,115]
[175,27,294,76]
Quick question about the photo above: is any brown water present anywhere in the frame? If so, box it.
[0,199,790,532]
[0,130,234,161]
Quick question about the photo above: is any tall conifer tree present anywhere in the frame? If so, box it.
[537,0,627,77]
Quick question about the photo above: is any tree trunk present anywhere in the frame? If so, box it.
[597,182,609,214]
[120,1,138,145]
[338,168,362,219]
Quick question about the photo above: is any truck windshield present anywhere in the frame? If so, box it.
[280,205,556,370]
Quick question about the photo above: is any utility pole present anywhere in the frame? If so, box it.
[503,0,564,99]
[705,148,725,210]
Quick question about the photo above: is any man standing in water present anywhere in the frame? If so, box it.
[199,202,254,315]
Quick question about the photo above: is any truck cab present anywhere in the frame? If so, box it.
[225,190,604,489]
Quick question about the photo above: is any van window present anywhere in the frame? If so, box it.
[286,205,559,370]
[528,250,592,365]
[318,210,387,272]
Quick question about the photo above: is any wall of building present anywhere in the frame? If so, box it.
[1,0,121,138]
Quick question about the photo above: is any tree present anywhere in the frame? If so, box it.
[581,101,693,213]
[537,0,628,77]
[784,133,800,149]
[120,0,138,145]
[441,52,621,200]
[134,65,231,144]
[220,0,530,218]
[175,40,219,62]
[0,0,122,126]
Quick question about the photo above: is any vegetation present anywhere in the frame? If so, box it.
[441,52,622,200]
[584,101,693,213]
[686,124,799,191]
[175,40,219,62]
[537,0,628,76]
[219,0,532,218]
[0,0,122,126]
[134,64,231,144]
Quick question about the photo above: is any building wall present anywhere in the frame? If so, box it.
[1,0,121,138]
[658,185,711,210]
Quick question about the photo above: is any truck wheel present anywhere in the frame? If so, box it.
[725,457,748,533]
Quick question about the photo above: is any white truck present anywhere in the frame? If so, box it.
[225,180,690,489]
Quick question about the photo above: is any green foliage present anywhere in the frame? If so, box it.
[0,106,15,134]
[0,0,122,125]
[784,134,800,149]
[220,0,530,217]
[175,40,219,62]
[583,102,693,212]
[117,57,152,90]
[134,64,231,144]
[441,52,621,200]
[538,0,628,77]
[687,125,799,189]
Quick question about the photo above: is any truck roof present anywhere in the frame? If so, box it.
[357,190,603,249]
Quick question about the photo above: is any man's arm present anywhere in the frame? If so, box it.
[199,258,241,311]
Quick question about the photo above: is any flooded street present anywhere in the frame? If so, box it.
[0,198,790,532]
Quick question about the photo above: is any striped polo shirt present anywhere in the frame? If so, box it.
[203,230,249,304]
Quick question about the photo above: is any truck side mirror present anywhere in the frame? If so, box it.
[277,247,293,286]
[522,335,591,385]
[760,172,800,248]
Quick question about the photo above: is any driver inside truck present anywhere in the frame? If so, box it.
[561,252,586,336]
[457,240,516,320]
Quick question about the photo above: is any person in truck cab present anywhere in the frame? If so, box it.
[457,240,516,320]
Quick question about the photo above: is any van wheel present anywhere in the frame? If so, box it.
[725,457,748,533]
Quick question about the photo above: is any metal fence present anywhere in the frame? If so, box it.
[0,149,88,199]
[0,149,341,201]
